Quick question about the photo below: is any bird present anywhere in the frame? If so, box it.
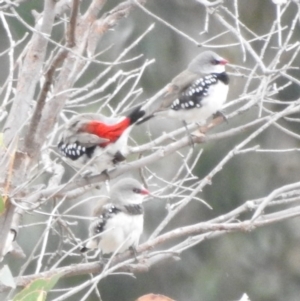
[80,178,149,256]
[57,106,145,174]
[139,51,229,125]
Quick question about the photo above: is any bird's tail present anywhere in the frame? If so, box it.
[126,105,146,125]
[82,106,145,146]
[80,246,88,253]
[135,114,155,125]
[80,239,98,253]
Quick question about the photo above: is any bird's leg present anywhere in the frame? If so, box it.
[113,151,126,164]
[81,170,93,178]
[197,111,227,135]
[101,170,111,194]
[88,250,101,260]
[182,120,194,148]
[101,169,110,181]
[98,251,109,266]
[129,246,139,263]
[80,247,103,262]
[80,245,88,253]
[213,110,228,123]
[99,251,103,262]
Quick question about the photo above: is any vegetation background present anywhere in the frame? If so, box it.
[0,0,300,300]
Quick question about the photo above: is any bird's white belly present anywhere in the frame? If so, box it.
[164,82,228,124]
[85,127,131,174]
[99,213,143,254]
[106,126,132,157]
[202,82,228,114]
[63,126,133,174]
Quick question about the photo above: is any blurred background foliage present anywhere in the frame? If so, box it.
[1,0,300,300]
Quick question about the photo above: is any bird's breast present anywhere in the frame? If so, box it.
[164,78,229,124]
[99,212,143,254]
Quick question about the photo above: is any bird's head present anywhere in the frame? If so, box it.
[188,51,228,75]
[67,115,92,133]
[60,116,89,142]
[110,178,149,205]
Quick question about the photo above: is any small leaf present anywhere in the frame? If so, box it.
[0,265,16,288]
[0,133,4,147]
[136,294,175,301]
[43,274,61,291]
[0,196,5,215]
[13,274,61,301]
[37,291,46,301]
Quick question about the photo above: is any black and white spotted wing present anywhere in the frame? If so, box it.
[92,205,121,236]
[58,141,96,161]
[170,74,218,111]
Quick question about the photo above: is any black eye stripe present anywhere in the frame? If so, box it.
[133,188,141,193]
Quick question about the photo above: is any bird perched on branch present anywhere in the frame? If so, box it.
[80,178,149,256]
[139,51,229,125]
[57,106,145,174]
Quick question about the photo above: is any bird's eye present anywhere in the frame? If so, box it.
[133,188,141,194]
[211,59,219,65]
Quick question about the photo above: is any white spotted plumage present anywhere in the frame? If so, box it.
[138,51,229,125]
[57,108,145,174]
[157,51,229,125]
[81,178,149,255]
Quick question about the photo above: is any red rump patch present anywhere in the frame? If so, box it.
[84,118,131,147]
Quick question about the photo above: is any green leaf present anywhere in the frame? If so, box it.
[42,274,61,292]
[0,196,5,215]
[0,133,4,148]
[13,274,61,301]
[0,265,16,288]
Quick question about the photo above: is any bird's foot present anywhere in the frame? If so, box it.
[187,134,195,148]
[80,245,88,253]
[80,247,104,262]
[99,252,109,266]
[113,151,126,164]
[199,112,227,134]
[99,258,109,266]
[81,170,93,178]
[191,129,206,138]
[213,110,228,123]
[101,169,110,181]
[129,246,139,263]
[182,120,195,148]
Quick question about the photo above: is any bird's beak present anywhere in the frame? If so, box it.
[219,59,229,65]
[140,188,150,195]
